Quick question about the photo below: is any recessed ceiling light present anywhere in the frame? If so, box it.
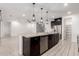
[64,3,68,7]
[67,11,72,15]
[53,16,54,18]
[22,14,26,17]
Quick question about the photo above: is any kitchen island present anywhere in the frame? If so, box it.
[19,32,60,56]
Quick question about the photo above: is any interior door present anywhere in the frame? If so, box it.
[64,17,72,41]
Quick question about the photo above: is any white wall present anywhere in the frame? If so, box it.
[11,19,54,37]
[63,14,79,42]
[11,21,36,37]
[72,14,79,42]
[0,21,1,39]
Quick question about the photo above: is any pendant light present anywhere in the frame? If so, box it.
[46,10,48,24]
[40,8,43,23]
[32,3,36,22]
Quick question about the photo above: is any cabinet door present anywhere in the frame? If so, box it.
[52,34,55,47]
[54,34,59,45]
[23,37,30,56]
[54,34,56,45]
[48,34,53,49]
[57,34,59,43]
[30,36,40,56]
[40,36,48,54]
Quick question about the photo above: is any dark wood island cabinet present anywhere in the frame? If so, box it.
[22,33,59,56]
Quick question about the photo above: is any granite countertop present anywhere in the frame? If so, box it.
[21,32,58,38]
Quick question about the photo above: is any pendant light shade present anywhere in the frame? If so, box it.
[32,3,36,22]
[40,8,43,23]
[46,11,48,21]
[45,10,49,24]
[0,10,2,21]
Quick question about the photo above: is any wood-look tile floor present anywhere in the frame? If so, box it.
[42,40,79,56]
[0,37,19,56]
[0,37,79,56]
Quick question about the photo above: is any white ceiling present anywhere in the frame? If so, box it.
[0,3,79,23]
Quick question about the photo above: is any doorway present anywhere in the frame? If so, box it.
[1,21,11,39]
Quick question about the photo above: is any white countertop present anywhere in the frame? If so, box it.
[21,32,58,38]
